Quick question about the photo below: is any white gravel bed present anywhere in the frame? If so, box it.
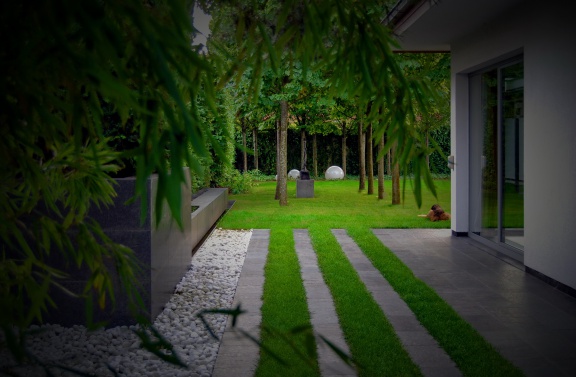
[0,228,252,377]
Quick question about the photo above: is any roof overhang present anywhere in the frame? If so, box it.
[385,0,525,52]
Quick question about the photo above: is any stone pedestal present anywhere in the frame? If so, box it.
[296,179,315,198]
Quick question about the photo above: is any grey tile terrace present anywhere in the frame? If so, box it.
[213,229,576,376]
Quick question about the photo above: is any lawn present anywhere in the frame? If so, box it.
[218,179,523,377]
[219,179,452,230]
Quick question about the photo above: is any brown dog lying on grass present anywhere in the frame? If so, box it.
[418,204,451,221]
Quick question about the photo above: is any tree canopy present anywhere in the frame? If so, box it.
[207,0,440,205]
[1,0,223,362]
[1,0,445,365]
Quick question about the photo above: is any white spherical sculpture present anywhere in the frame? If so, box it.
[288,169,300,179]
[325,166,344,180]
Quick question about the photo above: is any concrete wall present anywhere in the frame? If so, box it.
[191,188,229,251]
[150,170,193,320]
[451,0,576,290]
[44,169,193,326]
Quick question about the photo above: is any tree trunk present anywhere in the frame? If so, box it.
[275,120,280,200]
[341,122,347,176]
[367,123,374,195]
[253,128,259,171]
[387,149,391,175]
[242,122,247,173]
[313,133,318,178]
[300,129,306,171]
[358,121,365,191]
[278,101,289,206]
[362,129,366,177]
[378,134,385,200]
[392,141,400,205]
[328,135,336,168]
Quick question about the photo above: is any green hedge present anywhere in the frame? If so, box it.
[235,126,450,177]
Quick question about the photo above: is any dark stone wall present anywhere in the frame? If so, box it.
[42,168,193,327]
[149,171,193,320]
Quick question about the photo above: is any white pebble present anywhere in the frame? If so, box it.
[0,229,252,377]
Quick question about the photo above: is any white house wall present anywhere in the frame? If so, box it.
[450,0,576,290]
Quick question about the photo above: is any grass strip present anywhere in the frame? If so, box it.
[347,226,524,377]
[308,226,423,376]
[255,228,320,377]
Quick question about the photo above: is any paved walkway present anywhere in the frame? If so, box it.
[332,229,461,377]
[213,229,576,377]
[212,229,269,377]
[294,229,356,377]
[372,229,576,377]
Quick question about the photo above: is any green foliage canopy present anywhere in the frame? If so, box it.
[0,0,223,360]
[1,0,443,367]
[209,0,440,203]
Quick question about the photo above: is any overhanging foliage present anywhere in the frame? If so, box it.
[2,0,446,370]
[1,0,223,366]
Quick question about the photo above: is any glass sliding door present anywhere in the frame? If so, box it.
[482,69,499,243]
[469,59,524,257]
[501,62,524,249]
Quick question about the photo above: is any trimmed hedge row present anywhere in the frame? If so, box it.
[235,127,451,177]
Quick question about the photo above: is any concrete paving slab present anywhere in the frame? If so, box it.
[212,229,269,377]
[294,229,357,377]
[332,229,462,377]
[213,228,576,376]
[372,229,576,377]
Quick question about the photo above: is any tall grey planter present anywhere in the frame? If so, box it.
[44,168,193,327]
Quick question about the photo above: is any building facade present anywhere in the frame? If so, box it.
[390,0,576,293]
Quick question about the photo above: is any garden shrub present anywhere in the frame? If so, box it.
[246,169,276,181]
[189,84,237,192]
[220,169,254,194]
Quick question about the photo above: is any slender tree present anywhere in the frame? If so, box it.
[342,121,348,176]
[392,141,401,205]
[232,76,268,174]
[367,122,374,195]
[275,119,281,200]
[291,66,330,174]
[387,149,392,175]
[330,97,354,176]
[358,120,366,191]
[240,117,248,172]
[313,133,318,177]
[253,128,259,170]
[278,101,289,206]
[378,134,386,200]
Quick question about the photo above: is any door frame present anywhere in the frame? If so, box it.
[467,56,524,262]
